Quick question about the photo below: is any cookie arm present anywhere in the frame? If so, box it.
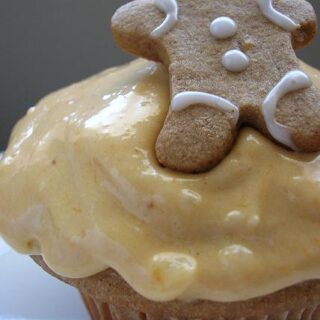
[111,0,164,61]
[275,0,317,49]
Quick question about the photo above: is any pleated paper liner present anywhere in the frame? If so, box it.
[81,293,320,320]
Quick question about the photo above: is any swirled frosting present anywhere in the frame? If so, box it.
[0,59,320,302]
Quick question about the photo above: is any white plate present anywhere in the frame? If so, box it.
[0,237,90,320]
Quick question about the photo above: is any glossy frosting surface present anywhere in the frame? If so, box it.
[0,59,320,302]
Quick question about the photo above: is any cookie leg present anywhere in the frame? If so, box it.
[155,104,237,173]
[275,86,320,152]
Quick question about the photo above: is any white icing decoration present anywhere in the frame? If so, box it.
[222,50,249,73]
[261,70,312,150]
[210,17,238,40]
[151,0,178,38]
[171,92,240,125]
[257,0,299,31]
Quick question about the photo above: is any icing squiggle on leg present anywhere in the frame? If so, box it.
[261,70,312,150]
[171,92,240,125]
[257,0,299,31]
[151,0,179,38]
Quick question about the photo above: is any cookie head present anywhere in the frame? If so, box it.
[112,0,320,173]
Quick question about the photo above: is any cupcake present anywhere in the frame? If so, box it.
[1,1,320,319]
[1,58,320,319]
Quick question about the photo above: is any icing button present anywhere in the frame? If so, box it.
[151,252,197,293]
[210,17,238,40]
[222,49,249,73]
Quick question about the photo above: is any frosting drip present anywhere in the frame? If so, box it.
[1,60,320,303]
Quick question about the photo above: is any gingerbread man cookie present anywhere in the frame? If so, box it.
[112,0,320,173]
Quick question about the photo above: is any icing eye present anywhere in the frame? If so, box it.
[222,50,249,73]
[210,17,238,40]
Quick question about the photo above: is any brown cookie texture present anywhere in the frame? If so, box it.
[32,256,320,319]
[112,0,320,173]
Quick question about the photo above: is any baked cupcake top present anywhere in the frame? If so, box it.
[0,59,319,302]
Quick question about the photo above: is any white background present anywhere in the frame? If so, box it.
[0,237,90,320]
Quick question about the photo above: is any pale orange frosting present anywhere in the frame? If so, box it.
[0,59,319,302]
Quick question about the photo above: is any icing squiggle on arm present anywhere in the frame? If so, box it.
[257,0,299,31]
[151,0,179,38]
[261,70,312,150]
[171,92,240,125]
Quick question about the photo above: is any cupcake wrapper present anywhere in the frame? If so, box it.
[81,293,320,320]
